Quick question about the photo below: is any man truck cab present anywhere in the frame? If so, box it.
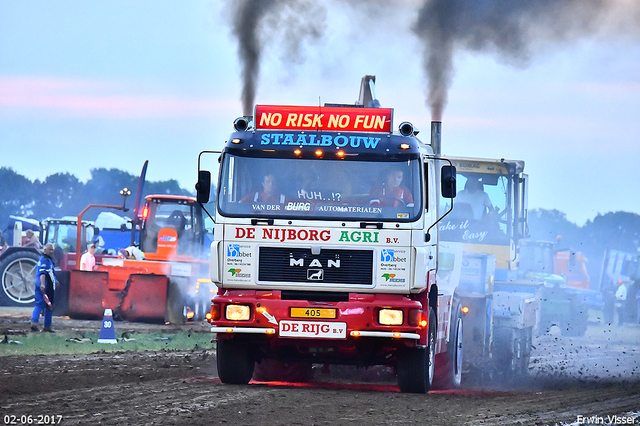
[197,103,460,393]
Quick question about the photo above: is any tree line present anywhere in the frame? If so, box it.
[0,166,195,228]
[2,165,638,291]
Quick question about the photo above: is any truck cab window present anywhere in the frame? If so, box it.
[218,155,422,222]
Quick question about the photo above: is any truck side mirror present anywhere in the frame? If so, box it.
[195,170,211,204]
[441,165,456,199]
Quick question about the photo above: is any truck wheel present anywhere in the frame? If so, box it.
[492,327,521,383]
[449,312,464,388]
[520,327,533,376]
[433,307,463,389]
[0,251,39,306]
[216,338,255,384]
[397,308,436,393]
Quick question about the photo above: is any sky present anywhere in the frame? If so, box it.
[1,0,639,226]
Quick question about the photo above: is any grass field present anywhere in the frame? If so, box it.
[0,329,215,356]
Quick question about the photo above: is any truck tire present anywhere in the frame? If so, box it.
[492,327,522,383]
[448,311,464,388]
[520,327,533,377]
[216,338,255,384]
[0,251,39,306]
[397,308,436,393]
[433,306,464,389]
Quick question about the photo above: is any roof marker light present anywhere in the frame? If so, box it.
[231,138,242,144]
[315,150,323,157]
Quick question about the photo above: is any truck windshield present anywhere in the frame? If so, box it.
[140,200,204,257]
[439,172,510,245]
[218,154,422,221]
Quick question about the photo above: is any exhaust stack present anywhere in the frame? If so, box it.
[431,121,442,156]
[357,75,381,108]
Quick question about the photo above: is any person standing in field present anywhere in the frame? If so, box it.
[80,243,97,271]
[30,243,57,332]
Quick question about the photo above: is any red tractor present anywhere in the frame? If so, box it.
[66,194,214,323]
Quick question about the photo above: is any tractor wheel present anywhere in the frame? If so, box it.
[397,308,436,393]
[0,251,39,306]
[216,338,255,384]
[166,277,188,324]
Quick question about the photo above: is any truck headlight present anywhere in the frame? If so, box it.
[378,309,403,326]
[225,304,251,321]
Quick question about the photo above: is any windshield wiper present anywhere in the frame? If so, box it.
[360,222,383,229]
[251,218,274,226]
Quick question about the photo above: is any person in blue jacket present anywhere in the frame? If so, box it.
[30,243,57,332]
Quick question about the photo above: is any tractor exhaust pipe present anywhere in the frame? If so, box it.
[431,121,442,156]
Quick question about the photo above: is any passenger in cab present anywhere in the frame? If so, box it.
[240,173,285,204]
[370,168,414,207]
[23,230,42,250]
[456,178,494,221]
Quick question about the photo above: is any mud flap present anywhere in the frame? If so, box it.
[119,274,168,323]
[165,277,188,324]
[52,271,70,316]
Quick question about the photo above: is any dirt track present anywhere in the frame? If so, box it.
[1,311,640,426]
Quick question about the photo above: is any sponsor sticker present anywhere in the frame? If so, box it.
[279,320,347,339]
[170,262,192,277]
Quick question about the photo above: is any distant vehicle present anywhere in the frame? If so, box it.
[518,240,599,337]
[438,157,538,381]
[599,248,640,324]
[0,215,98,307]
[65,194,214,323]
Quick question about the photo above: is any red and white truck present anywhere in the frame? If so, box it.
[196,91,467,392]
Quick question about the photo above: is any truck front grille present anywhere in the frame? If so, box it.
[258,247,373,285]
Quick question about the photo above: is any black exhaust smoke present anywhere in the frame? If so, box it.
[225,1,640,120]
[227,0,326,116]
[412,0,640,120]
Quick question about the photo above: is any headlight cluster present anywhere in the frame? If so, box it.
[378,308,404,326]
[225,304,251,321]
